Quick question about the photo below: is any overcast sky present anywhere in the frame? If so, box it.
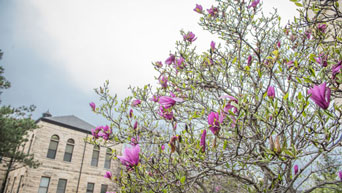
[0,0,297,126]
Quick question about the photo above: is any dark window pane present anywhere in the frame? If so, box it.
[63,153,72,162]
[100,184,108,193]
[63,144,74,162]
[104,153,111,169]
[47,140,58,159]
[86,183,94,193]
[38,177,50,193]
[10,177,16,193]
[16,176,23,193]
[47,149,57,159]
[56,179,67,193]
[91,150,99,167]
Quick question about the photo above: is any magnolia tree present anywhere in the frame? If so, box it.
[89,0,342,192]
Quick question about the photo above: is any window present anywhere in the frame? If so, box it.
[10,177,16,193]
[86,183,94,193]
[104,148,111,169]
[56,179,67,193]
[5,178,10,193]
[63,139,74,162]
[91,145,100,167]
[100,184,108,193]
[27,134,34,154]
[17,175,24,193]
[47,135,59,159]
[38,177,50,193]
[16,175,23,193]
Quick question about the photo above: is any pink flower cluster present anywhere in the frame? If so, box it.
[157,96,184,120]
[91,125,112,141]
[118,145,140,170]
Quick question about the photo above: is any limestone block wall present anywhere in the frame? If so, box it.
[2,120,121,193]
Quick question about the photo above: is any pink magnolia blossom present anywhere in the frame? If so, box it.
[131,137,139,146]
[161,144,165,151]
[267,86,275,98]
[200,129,207,153]
[248,0,260,9]
[308,83,331,109]
[183,32,197,43]
[98,125,112,141]
[332,61,342,78]
[315,53,328,67]
[175,57,186,69]
[159,75,168,88]
[210,41,216,51]
[207,6,218,17]
[317,24,327,33]
[339,171,342,181]
[277,41,281,48]
[158,96,184,109]
[158,105,174,120]
[129,109,133,118]
[91,127,101,139]
[294,165,299,175]
[165,54,176,65]
[133,121,138,130]
[194,4,203,13]
[132,99,141,107]
[89,102,96,111]
[221,95,238,114]
[117,145,140,169]
[104,171,112,179]
[208,112,224,135]
[247,55,252,66]
[305,30,311,39]
[155,61,163,68]
[149,95,160,102]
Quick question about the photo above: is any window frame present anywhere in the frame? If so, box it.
[91,145,100,167]
[104,148,111,169]
[38,176,50,193]
[63,139,74,162]
[10,177,16,193]
[100,184,108,193]
[16,175,23,193]
[56,178,67,193]
[86,183,95,193]
[47,135,59,159]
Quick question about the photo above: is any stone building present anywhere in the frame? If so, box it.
[0,112,120,193]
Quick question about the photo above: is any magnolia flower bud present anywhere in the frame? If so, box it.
[275,135,281,154]
[269,136,274,151]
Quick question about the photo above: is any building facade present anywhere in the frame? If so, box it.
[0,113,120,193]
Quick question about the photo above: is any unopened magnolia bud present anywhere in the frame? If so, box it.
[269,136,274,151]
[275,135,281,154]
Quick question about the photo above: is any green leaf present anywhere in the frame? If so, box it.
[295,3,302,7]
[180,176,186,184]
[283,92,289,100]
[232,57,237,64]
[223,140,228,149]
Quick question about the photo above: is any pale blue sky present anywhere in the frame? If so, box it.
[0,0,297,126]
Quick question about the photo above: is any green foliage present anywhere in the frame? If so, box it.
[0,50,39,168]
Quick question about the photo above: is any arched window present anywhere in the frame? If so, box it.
[104,148,111,169]
[47,135,59,159]
[63,139,74,162]
[91,145,100,167]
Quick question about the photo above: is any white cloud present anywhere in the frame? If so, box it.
[11,0,297,97]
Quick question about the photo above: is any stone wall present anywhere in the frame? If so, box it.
[1,120,121,193]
